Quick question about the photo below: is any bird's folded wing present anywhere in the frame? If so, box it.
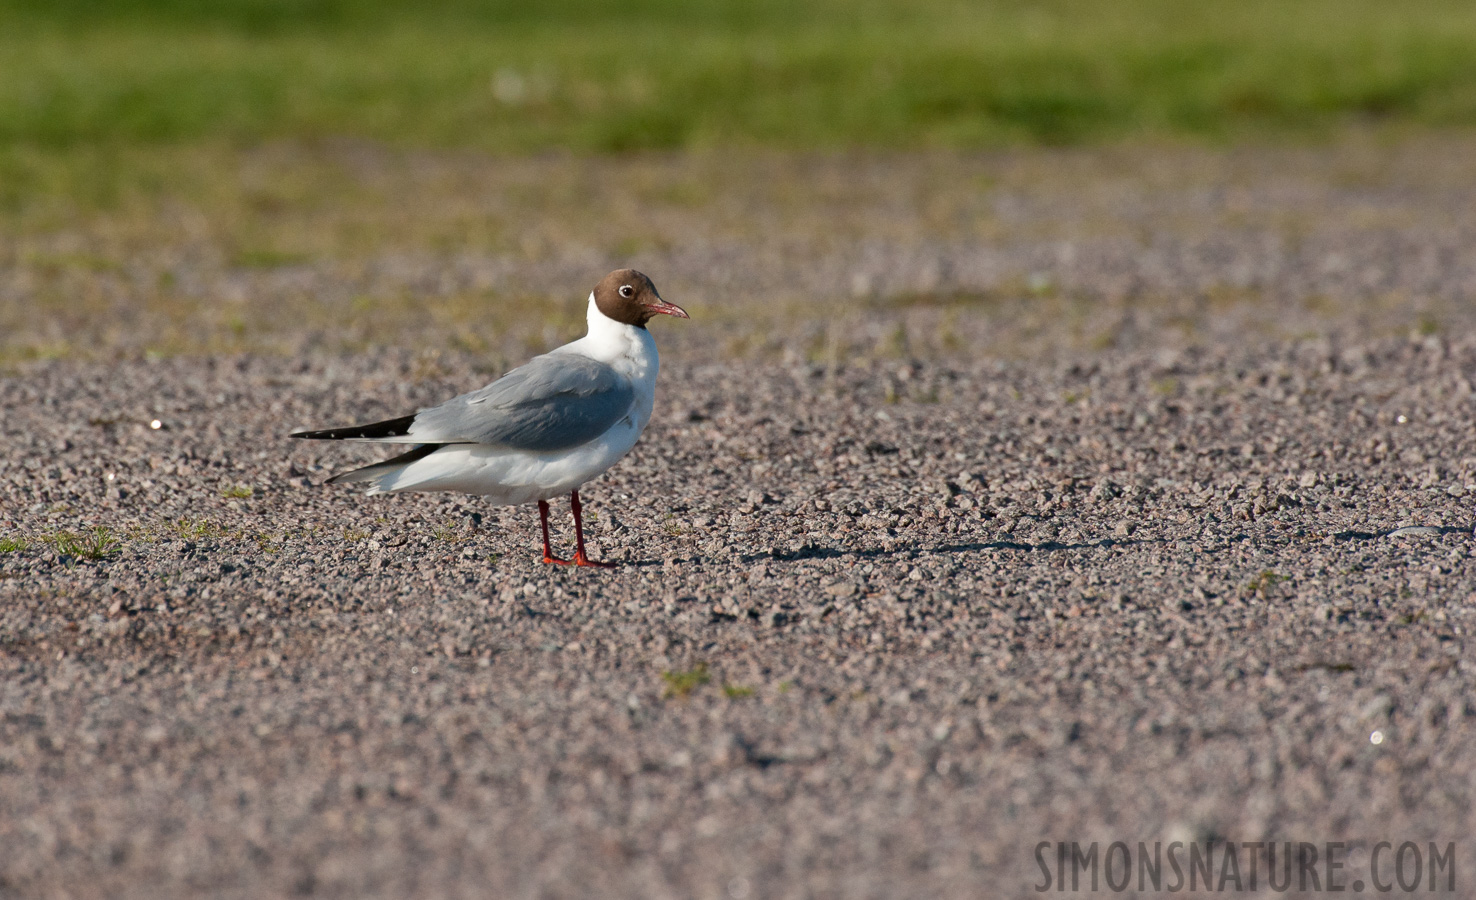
[405,353,636,452]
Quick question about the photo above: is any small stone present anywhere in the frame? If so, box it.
[1387,526,1442,538]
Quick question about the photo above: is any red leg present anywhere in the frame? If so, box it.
[570,490,615,568]
[538,499,569,565]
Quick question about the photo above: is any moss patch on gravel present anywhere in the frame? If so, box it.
[662,662,712,699]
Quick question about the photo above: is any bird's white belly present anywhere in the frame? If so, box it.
[374,413,646,505]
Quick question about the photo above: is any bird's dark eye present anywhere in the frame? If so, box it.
[619,285,634,298]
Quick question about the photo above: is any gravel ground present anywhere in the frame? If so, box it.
[4,144,1476,898]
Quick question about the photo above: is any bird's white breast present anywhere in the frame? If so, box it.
[559,292,661,434]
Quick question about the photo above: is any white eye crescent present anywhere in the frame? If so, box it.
[619,285,634,298]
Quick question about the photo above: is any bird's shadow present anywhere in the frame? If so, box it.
[566,523,1475,570]
[731,535,1165,565]
[1333,525,1473,541]
[612,537,1159,569]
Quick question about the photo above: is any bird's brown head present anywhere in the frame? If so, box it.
[593,269,688,328]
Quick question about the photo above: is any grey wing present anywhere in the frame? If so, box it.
[408,353,636,452]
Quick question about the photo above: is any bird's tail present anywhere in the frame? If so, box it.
[325,443,444,493]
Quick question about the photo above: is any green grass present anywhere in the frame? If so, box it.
[166,517,229,541]
[230,249,313,269]
[1245,569,1287,596]
[0,0,1473,165]
[661,662,711,699]
[430,520,468,544]
[42,527,121,560]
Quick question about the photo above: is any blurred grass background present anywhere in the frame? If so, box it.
[6,0,1476,214]
[2,0,1475,362]
[4,0,1476,155]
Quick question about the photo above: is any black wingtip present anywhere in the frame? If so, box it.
[291,414,417,441]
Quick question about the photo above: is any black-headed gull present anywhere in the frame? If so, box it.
[293,269,688,567]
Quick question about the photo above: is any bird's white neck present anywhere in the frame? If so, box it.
[576,293,659,372]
